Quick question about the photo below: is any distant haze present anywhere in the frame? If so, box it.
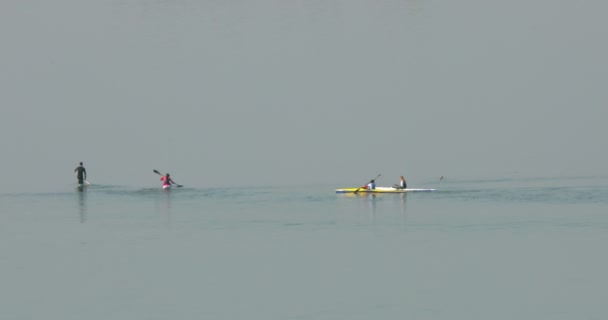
[1,0,607,192]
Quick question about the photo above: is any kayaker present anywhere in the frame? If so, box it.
[74,162,87,185]
[161,173,176,188]
[393,176,407,189]
[364,179,376,190]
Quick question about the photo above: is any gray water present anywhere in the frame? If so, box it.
[1,176,607,319]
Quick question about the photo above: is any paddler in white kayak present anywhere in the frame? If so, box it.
[161,173,176,189]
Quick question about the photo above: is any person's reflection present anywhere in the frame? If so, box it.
[162,189,172,224]
[369,194,377,216]
[400,193,408,226]
[77,188,87,223]
[360,193,377,224]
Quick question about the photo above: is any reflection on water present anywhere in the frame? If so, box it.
[344,192,410,226]
[368,194,377,219]
[400,192,408,222]
[161,189,172,224]
[356,193,377,225]
[77,187,87,223]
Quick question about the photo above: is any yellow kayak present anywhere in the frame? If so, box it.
[335,187,436,194]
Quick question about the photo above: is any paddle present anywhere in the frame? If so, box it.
[353,174,382,194]
[153,169,183,187]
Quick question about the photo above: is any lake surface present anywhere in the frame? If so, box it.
[1,176,607,319]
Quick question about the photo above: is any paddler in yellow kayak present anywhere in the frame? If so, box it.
[393,176,407,189]
[362,179,376,190]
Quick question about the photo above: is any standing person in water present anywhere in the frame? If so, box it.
[161,173,176,189]
[394,176,407,189]
[74,162,87,185]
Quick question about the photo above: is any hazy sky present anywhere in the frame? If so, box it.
[1,0,607,192]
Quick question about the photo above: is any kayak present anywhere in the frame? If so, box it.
[162,184,171,190]
[336,187,437,194]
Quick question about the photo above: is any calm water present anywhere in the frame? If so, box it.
[1,176,607,320]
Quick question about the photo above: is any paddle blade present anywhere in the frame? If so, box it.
[176,185,183,188]
[153,169,162,175]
